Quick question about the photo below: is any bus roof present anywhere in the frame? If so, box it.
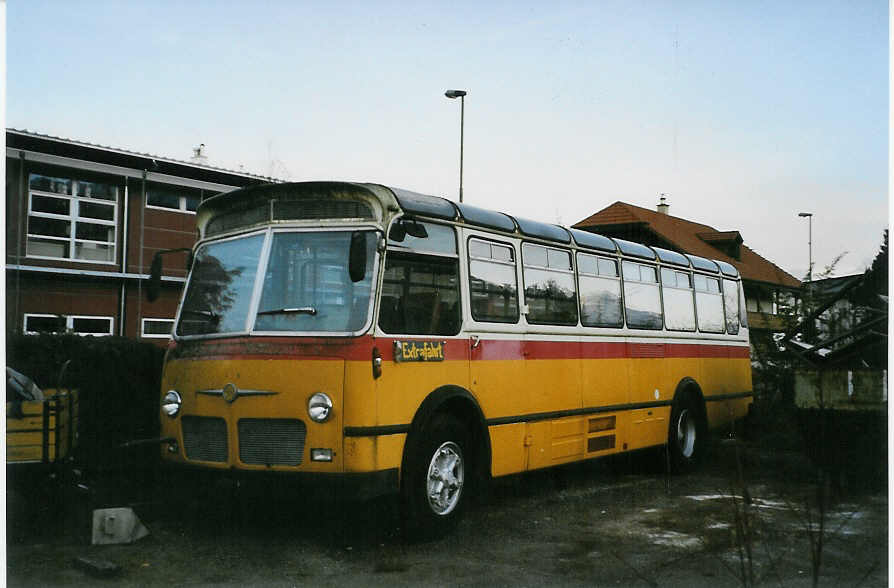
[200,181,734,276]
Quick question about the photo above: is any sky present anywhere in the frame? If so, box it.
[6,1,889,278]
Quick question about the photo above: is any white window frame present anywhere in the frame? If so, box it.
[24,313,114,336]
[145,186,200,214]
[26,175,118,265]
[141,317,175,339]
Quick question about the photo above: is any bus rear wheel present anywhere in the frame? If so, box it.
[668,391,706,473]
[402,414,469,541]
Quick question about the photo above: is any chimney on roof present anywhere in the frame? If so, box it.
[657,193,670,215]
[190,143,208,165]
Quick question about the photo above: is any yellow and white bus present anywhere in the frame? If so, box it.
[152,181,752,537]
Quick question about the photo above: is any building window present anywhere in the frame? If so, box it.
[146,183,203,213]
[24,313,114,336]
[26,173,118,263]
[142,318,175,338]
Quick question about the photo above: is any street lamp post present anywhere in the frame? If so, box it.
[798,212,813,284]
[798,212,814,341]
[445,89,467,203]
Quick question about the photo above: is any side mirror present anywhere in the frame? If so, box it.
[348,232,368,283]
[389,223,406,242]
[404,220,428,239]
[388,218,427,242]
[147,253,162,302]
[147,247,194,302]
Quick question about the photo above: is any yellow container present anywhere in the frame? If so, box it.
[6,389,79,464]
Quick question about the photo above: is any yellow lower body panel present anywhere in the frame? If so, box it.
[343,434,407,473]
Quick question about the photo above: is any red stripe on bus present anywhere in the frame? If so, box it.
[168,336,748,362]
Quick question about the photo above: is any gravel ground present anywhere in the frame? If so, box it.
[6,440,888,587]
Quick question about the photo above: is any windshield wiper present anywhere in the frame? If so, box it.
[256,306,318,317]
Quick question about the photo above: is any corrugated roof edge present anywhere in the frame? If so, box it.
[7,128,280,183]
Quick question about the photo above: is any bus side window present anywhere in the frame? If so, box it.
[622,261,663,330]
[694,274,724,333]
[723,279,740,334]
[522,243,578,326]
[578,252,622,327]
[379,253,460,335]
[661,268,696,331]
[379,221,461,336]
[468,238,519,323]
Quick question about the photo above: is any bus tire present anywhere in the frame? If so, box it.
[401,413,469,541]
[668,390,707,473]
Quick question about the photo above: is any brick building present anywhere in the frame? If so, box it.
[5,129,276,341]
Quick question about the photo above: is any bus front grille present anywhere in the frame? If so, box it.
[181,416,228,462]
[238,419,306,466]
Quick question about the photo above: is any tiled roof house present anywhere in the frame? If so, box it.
[574,201,801,331]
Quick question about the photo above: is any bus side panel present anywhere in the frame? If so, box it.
[471,357,529,422]
[705,355,753,430]
[527,413,624,471]
[527,417,585,470]
[343,359,377,431]
[519,342,582,468]
[522,344,581,415]
[373,338,470,441]
[488,423,527,476]
[375,362,471,428]
[343,357,407,473]
[343,434,407,473]
[702,355,732,397]
[581,357,628,410]
[471,340,581,420]
[657,354,703,450]
[627,356,674,451]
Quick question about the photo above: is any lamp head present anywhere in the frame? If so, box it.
[798,212,813,218]
[445,89,467,99]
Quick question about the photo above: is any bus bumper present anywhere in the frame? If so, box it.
[158,463,400,503]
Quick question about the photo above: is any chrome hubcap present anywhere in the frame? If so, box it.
[677,408,696,458]
[426,441,464,515]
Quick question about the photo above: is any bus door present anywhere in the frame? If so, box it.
[376,221,469,431]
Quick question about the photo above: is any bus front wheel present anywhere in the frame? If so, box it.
[402,413,469,540]
[668,391,707,473]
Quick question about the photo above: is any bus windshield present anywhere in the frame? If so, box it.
[255,231,375,333]
[176,230,377,337]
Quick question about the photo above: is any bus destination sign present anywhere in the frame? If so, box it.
[393,340,446,363]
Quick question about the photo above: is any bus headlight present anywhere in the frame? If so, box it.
[307,392,333,423]
[162,390,182,418]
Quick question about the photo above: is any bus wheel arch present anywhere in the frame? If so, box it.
[400,385,490,540]
[668,378,708,473]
